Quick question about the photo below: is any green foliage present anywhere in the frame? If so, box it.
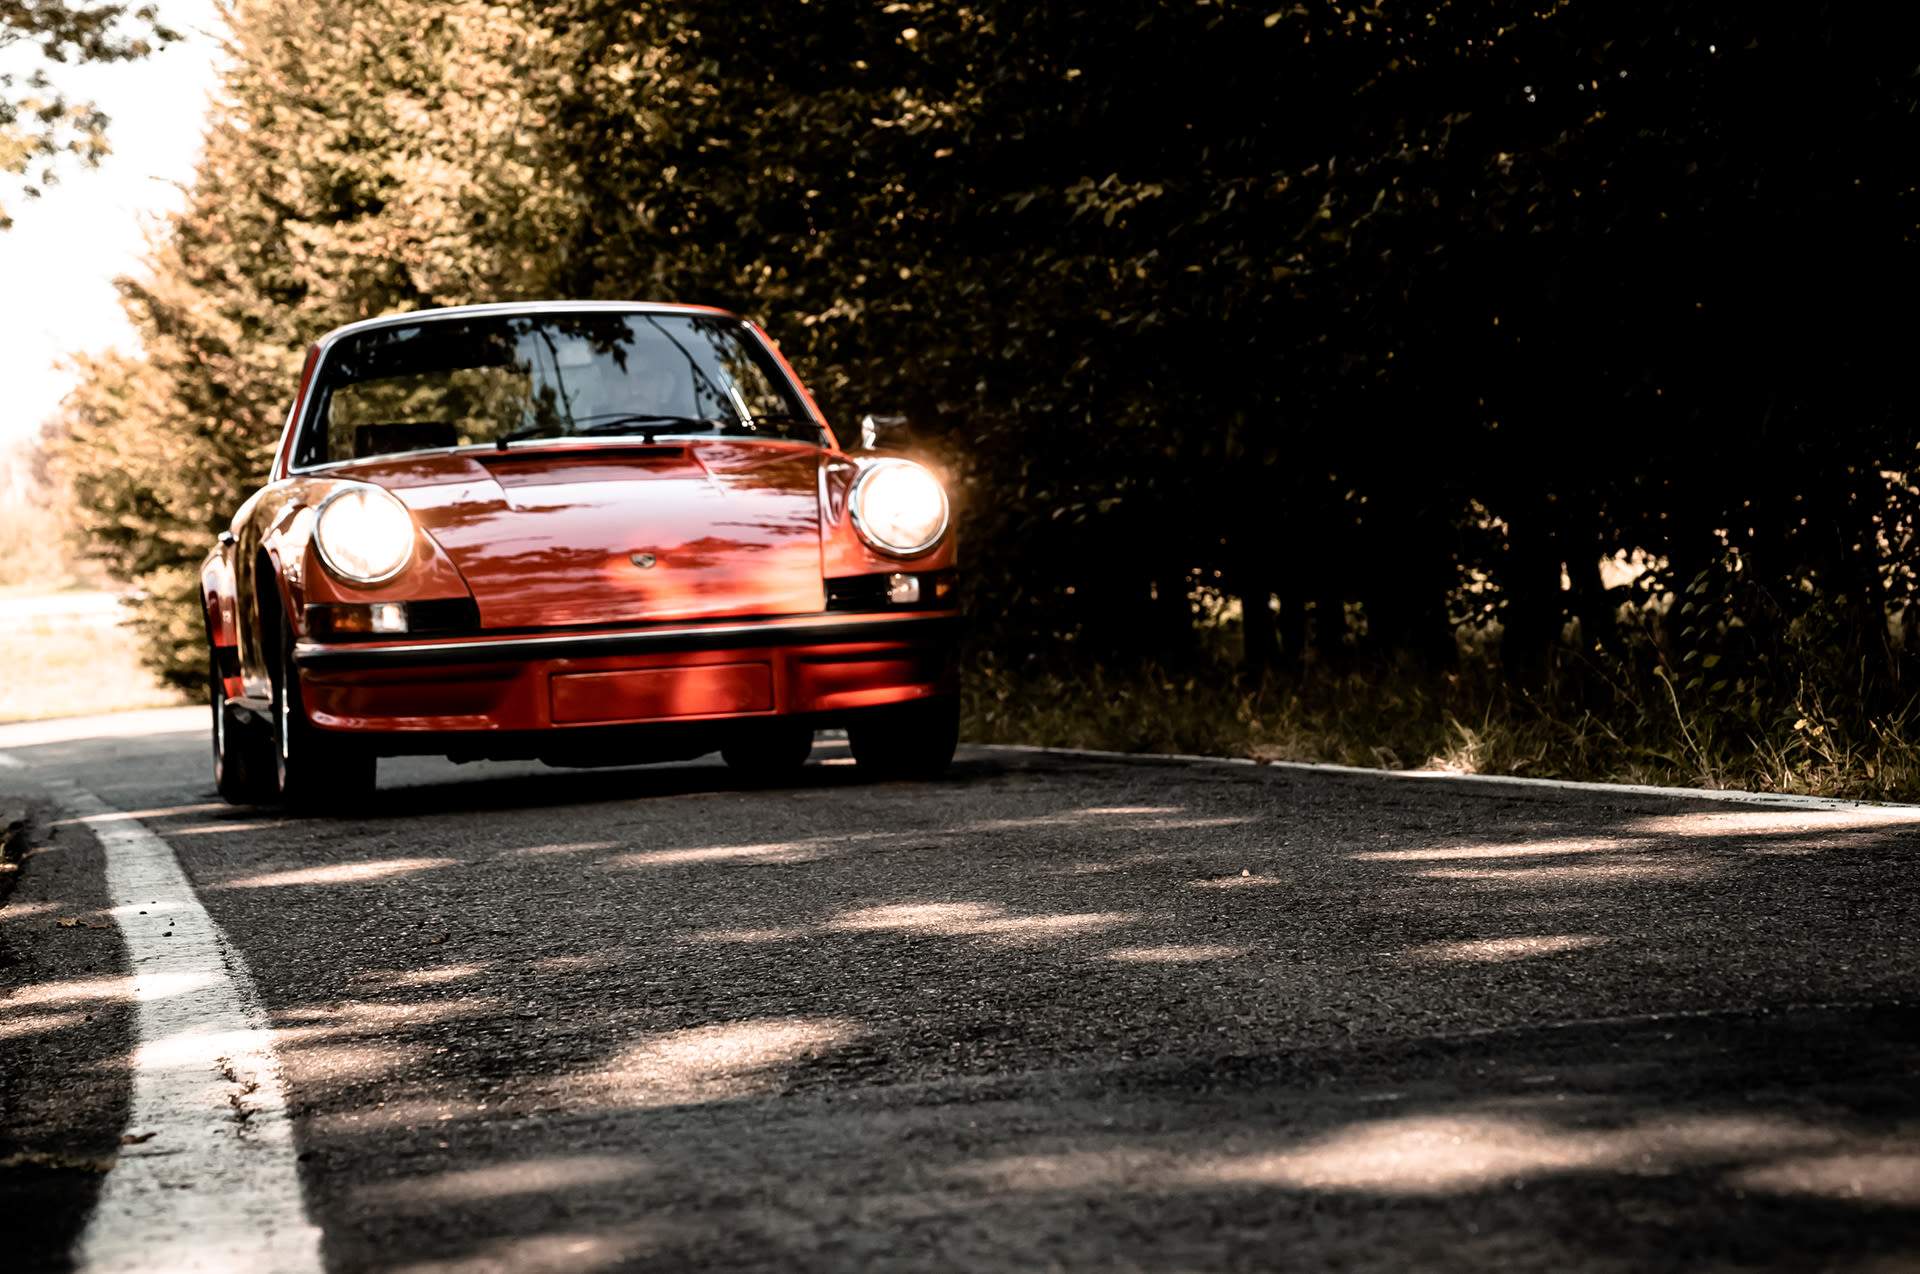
[43,0,1920,795]
[965,614,1920,804]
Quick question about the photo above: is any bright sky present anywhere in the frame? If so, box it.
[0,0,225,452]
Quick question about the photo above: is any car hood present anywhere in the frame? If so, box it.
[332,441,826,629]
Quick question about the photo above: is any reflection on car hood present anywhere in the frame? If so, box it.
[327,441,825,629]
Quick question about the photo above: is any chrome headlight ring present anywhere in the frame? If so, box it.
[312,484,417,585]
[849,459,950,558]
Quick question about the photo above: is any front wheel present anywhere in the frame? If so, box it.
[273,617,375,811]
[848,696,959,781]
[209,647,275,806]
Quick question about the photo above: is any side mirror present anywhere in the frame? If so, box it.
[857,413,909,450]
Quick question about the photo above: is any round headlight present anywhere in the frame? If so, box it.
[313,485,416,584]
[850,459,949,557]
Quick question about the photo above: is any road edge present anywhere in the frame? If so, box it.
[973,742,1920,815]
[45,778,324,1274]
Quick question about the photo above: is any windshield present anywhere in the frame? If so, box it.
[292,311,822,468]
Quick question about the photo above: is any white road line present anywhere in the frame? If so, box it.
[47,779,323,1274]
[975,743,1920,815]
[0,752,24,769]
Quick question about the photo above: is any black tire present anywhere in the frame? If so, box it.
[209,646,275,806]
[847,696,960,781]
[720,722,814,783]
[273,616,375,811]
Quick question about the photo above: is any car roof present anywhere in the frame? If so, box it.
[314,300,742,348]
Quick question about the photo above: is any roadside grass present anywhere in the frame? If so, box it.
[0,600,188,724]
[962,646,1920,804]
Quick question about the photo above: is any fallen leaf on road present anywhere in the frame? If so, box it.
[121,1131,157,1146]
[55,916,110,929]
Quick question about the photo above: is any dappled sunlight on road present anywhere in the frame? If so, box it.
[593,1016,862,1109]
[48,802,231,829]
[12,737,1917,1270]
[502,840,620,858]
[1629,808,1920,837]
[1188,872,1286,889]
[1182,1109,1830,1193]
[219,856,461,889]
[601,802,1260,873]
[356,1155,651,1206]
[0,898,61,923]
[277,997,507,1041]
[1734,1150,1920,1208]
[385,1226,663,1274]
[1403,935,1607,963]
[1417,858,1716,886]
[0,971,222,1046]
[265,994,520,1108]
[972,812,1256,833]
[1105,944,1250,964]
[310,1096,493,1137]
[529,952,620,973]
[951,1106,1881,1198]
[352,964,491,991]
[167,820,287,837]
[278,1040,432,1086]
[0,1009,87,1039]
[1355,838,1638,862]
[610,837,851,868]
[6,971,218,1007]
[828,900,1133,943]
[680,899,1142,949]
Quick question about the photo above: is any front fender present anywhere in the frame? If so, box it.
[226,478,477,703]
[819,454,960,578]
[200,543,240,650]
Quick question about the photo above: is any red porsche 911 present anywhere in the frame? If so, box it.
[200,302,959,808]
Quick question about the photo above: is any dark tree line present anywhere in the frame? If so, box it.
[52,1,1920,757]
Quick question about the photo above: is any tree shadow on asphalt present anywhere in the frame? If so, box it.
[165,748,1013,826]
[268,1004,1920,1271]
[240,762,1920,1267]
[7,751,1919,1270]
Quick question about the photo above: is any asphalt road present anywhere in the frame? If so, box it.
[2,709,1917,1272]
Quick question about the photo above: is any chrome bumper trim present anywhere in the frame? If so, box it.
[293,611,958,672]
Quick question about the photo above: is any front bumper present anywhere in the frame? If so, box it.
[293,610,959,737]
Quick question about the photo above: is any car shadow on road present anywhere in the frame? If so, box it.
[219,750,1015,824]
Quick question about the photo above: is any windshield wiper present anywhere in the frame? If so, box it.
[494,414,722,448]
[572,413,724,437]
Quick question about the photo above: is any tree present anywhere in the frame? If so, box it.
[49,0,1920,779]
[0,1,177,226]
[50,0,573,680]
